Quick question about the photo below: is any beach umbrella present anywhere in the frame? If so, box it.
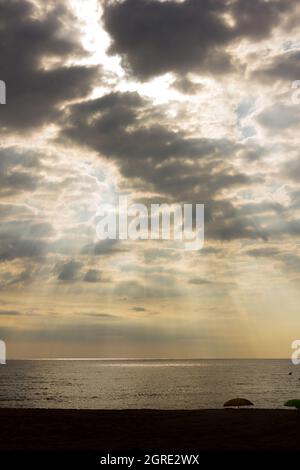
[224,398,254,408]
[284,399,300,409]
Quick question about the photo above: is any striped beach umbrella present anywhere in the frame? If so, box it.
[224,398,254,408]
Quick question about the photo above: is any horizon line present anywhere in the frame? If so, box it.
[5,357,292,361]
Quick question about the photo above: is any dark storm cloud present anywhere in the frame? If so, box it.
[84,312,119,319]
[288,189,300,210]
[0,219,54,242]
[57,260,82,281]
[206,214,268,241]
[254,51,300,82]
[200,246,221,255]
[283,220,300,237]
[0,0,100,131]
[188,278,212,285]
[0,309,21,316]
[83,269,102,283]
[240,201,284,216]
[280,254,300,273]
[0,239,47,261]
[26,222,54,238]
[3,269,32,288]
[62,90,237,167]
[172,76,204,95]
[61,90,271,241]
[102,0,294,80]
[256,104,300,130]
[82,239,124,256]
[0,217,55,263]
[0,171,38,195]
[0,147,42,194]
[283,157,300,182]
[237,144,268,163]
[245,247,280,258]
[63,91,189,163]
[62,91,249,199]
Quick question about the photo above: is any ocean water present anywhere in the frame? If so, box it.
[0,359,299,409]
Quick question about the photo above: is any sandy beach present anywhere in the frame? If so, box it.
[0,408,300,452]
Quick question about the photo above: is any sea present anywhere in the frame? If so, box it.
[0,359,299,409]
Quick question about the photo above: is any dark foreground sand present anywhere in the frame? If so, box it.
[0,408,300,452]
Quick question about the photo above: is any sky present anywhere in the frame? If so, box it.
[0,0,300,359]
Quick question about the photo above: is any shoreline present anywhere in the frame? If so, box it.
[0,408,300,451]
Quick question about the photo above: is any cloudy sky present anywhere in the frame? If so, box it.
[0,0,300,359]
